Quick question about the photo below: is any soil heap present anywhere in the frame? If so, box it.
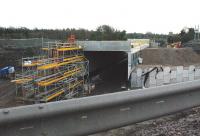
[141,48,200,66]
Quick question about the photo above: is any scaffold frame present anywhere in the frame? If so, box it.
[13,41,89,103]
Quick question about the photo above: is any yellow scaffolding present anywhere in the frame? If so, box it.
[37,67,81,86]
[12,78,33,84]
[46,80,83,101]
[37,56,84,70]
[42,47,82,51]
[14,41,89,103]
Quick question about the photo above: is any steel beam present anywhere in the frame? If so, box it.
[1,80,200,136]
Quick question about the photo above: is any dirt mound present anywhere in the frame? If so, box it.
[0,80,21,108]
[141,48,200,66]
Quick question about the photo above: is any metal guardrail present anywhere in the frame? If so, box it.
[1,80,200,136]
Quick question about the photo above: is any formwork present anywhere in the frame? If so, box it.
[12,41,89,103]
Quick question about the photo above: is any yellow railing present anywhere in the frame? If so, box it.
[37,68,81,86]
[37,56,84,70]
[46,80,83,101]
[57,47,82,51]
[11,78,33,84]
[42,47,82,51]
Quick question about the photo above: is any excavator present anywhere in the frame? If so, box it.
[167,41,182,48]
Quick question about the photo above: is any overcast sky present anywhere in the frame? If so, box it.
[0,0,199,34]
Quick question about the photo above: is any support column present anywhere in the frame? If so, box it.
[127,51,132,80]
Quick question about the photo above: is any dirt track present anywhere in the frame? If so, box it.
[0,80,15,108]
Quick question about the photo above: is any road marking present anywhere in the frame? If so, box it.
[156,100,165,104]
[120,107,131,111]
[20,126,34,130]
[81,115,88,119]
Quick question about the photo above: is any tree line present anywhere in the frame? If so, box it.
[167,28,195,44]
[0,25,126,40]
[0,25,168,41]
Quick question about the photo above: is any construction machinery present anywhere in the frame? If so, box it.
[167,42,182,48]
[12,36,89,103]
[0,66,15,79]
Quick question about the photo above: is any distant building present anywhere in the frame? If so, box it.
[168,32,173,36]
[194,25,200,40]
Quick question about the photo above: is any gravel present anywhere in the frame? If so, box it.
[92,107,200,136]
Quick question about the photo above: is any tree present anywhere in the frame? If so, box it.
[94,25,126,40]
[167,28,194,44]
[167,34,180,44]
[180,28,194,43]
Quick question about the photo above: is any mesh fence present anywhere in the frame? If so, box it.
[0,38,55,49]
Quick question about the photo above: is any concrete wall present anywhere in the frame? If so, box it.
[77,41,131,51]
[131,65,200,88]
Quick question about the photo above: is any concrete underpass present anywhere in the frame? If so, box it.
[78,40,149,94]
[85,51,128,94]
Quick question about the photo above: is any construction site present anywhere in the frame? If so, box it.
[2,0,200,134]
[1,30,200,136]
[9,36,89,103]
[1,37,200,105]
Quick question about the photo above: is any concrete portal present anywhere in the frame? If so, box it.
[77,41,149,92]
[84,51,127,93]
[77,41,149,82]
[77,41,131,52]
[77,41,131,81]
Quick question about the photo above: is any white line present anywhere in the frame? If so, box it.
[156,100,165,104]
[120,107,131,111]
[81,115,88,119]
[20,126,34,130]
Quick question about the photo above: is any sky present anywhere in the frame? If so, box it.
[0,0,199,34]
